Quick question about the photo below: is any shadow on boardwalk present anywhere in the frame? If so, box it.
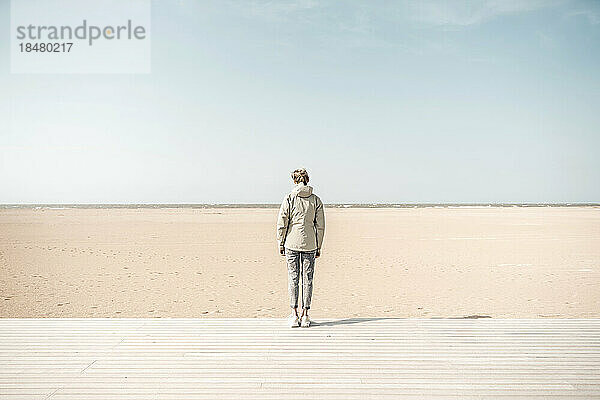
[314,315,492,327]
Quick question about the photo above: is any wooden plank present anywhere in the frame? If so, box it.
[0,318,598,399]
[42,395,599,400]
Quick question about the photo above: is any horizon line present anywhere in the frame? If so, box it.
[1,203,599,209]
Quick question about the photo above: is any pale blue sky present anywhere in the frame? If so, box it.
[1,0,599,203]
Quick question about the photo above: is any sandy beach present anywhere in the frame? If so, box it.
[1,206,599,318]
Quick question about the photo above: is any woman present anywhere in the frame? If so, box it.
[277,168,325,328]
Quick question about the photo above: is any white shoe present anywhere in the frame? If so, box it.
[300,315,311,328]
[288,313,300,328]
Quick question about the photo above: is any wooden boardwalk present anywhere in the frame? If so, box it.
[1,318,599,399]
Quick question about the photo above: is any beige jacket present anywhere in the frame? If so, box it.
[277,184,325,252]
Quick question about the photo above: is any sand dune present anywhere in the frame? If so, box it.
[1,207,599,318]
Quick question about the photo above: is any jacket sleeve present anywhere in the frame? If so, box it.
[276,195,290,246]
[314,197,325,250]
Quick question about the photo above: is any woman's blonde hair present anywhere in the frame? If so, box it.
[291,168,309,185]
